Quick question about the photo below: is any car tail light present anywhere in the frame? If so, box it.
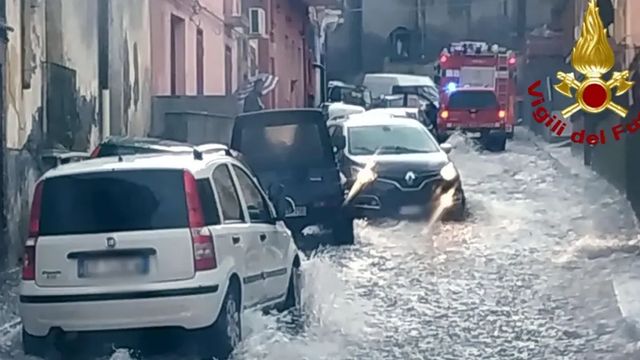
[440,110,449,119]
[440,55,448,63]
[508,57,516,65]
[89,146,101,158]
[498,110,506,119]
[22,181,43,281]
[183,171,217,271]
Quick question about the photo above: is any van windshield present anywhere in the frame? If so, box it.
[238,122,333,170]
[39,170,188,235]
[447,90,499,109]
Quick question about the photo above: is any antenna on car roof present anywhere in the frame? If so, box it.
[193,148,203,160]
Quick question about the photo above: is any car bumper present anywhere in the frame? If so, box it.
[439,123,507,135]
[20,281,223,337]
[350,178,464,218]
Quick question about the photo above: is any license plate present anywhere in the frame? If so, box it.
[79,257,148,278]
[286,206,307,218]
[399,205,423,216]
[467,132,482,138]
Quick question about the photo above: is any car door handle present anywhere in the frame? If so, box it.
[259,233,267,242]
[232,236,241,245]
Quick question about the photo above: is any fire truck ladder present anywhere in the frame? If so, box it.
[495,53,510,110]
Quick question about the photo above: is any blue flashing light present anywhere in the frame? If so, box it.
[446,82,457,92]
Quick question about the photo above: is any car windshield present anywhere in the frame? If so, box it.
[347,124,440,155]
[39,170,188,235]
[447,90,499,109]
[238,122,333,170]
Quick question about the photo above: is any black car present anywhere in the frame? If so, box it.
[230,109,355,247]
[327,113,466,220]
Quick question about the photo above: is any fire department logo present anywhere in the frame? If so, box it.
[554,0,633,118]
[405,171,416,185]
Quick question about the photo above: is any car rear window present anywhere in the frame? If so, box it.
[238,122,333,170]
[39,169,188,235]
[447,90,499,109]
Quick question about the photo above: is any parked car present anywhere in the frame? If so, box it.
[19,149,302,359]
[230,109,355,247]
[327,113,466,220]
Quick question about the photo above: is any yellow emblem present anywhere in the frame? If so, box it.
[554,0,633,118]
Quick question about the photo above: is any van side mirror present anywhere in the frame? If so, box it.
[268,183,288,220]
[333,135,346,151]
[440,143,453,154]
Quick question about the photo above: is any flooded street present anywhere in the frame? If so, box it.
[3,131,640,359]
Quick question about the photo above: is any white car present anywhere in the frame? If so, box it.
[19,148,302,359]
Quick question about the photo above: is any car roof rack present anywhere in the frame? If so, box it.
[191,143,235,160]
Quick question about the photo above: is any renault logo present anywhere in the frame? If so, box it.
[106,237,116,249]
[405,171,416,185]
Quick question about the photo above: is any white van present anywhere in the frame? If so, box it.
[362,73,437,99]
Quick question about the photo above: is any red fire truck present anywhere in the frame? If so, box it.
[434,41,517,150]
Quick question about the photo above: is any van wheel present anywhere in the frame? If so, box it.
[22,329,57,359]
[195,285,241,360]
[333,218,355,245]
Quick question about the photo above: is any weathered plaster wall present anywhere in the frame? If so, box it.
[2,0,153,269]
[45,0,99,151]
[109,0,152,137]
[4,0,47,269]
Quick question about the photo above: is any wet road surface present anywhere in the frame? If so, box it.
[2,129,640,359]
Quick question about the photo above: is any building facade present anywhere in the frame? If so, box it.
[329,0,558,81]
[245,0,311,108]
[1,0,153,269]
[150,0,229,96]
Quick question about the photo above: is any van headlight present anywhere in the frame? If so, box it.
[440,162,458,181]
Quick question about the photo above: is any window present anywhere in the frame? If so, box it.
[39,170,188,235]
[225,46,233,95]
[196,28,204,95]
[447,90,499,109]
[237,122,333,170]
[196,178,220,225]
[232,165,272,223]
[170,15,186,95]
[212,165,244,223]
[347,124,440,155]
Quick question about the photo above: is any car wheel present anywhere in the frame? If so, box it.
[278,263,303,314]
[486,133,507,152]
[195,284,241,360]
[333,217,355,246]
[443,191,466,222]
[22,329,58,359]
